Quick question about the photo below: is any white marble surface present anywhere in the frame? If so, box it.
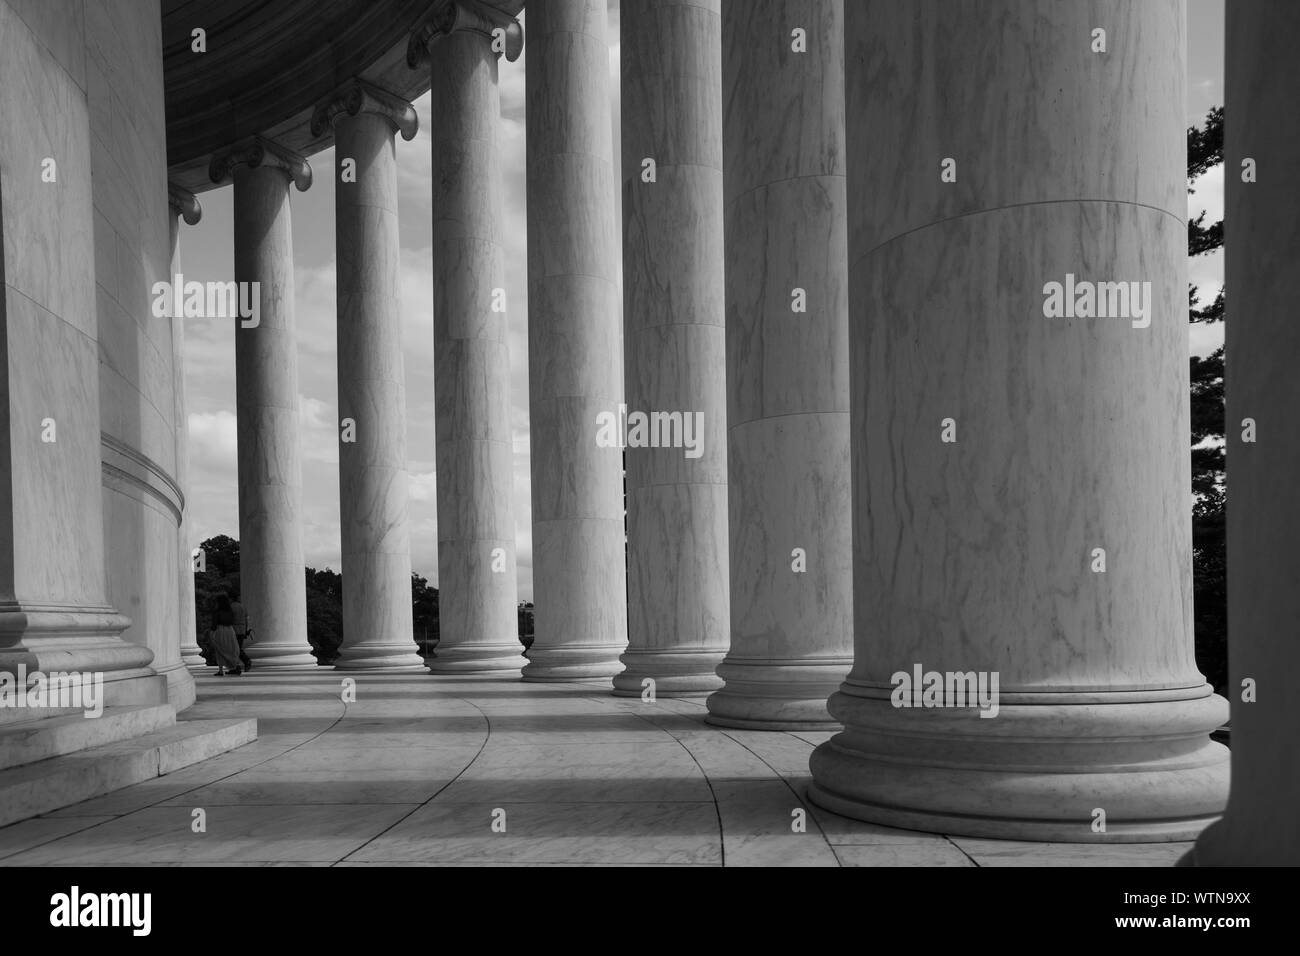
[86,0,191,707]
[0,0,163,705]
[950,837,1195,868]
[851,205,1198,689]
[1195,0,1300,866]
[618,4,728,696]
[331,106,422,670]
[524,0,628,680]
[231,162,313,666]
[427,35,525,674]
[0,673,1214,866]
[846,0,1187,255]
[810,0,1228,842]
[169,208,205,674]
[708,0,852,728]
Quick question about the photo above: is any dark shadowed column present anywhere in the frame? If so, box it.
[1192,0,1300,866]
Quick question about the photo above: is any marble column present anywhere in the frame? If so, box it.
[209,139,315,668]
[311,83,424,671]
[706,0,851,727]
[167,184,206,669]
[522,0,628,681]
[809,0,1229,840]
[1192,0,1300,866]
[613,0,729,697]
[0,9,159,702]
[410,4,527,674]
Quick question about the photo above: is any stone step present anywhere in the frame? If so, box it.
[0,705,177,771]
[0,705,85,727]
[0,717,257,827]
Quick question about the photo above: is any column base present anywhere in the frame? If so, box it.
[244,645,319,669]
[180,638,207,668]
[155,659,197,711]
[808,683,1230,843]
[521,644,626,682]
[610,649,725,697]
[333,642,427,672]
[0,602,166,706]
[426,643,527,675]
[705,656,850,729]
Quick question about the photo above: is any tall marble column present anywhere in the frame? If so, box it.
[1192,0,1300,866]
[523,0,628,681]
[167,184,206,670]
[311,83,424,671]
[0,12,159,703]
[809,0,1229,840]
[209,139,315,668]
[706,0,851,727]
[614,0,729,697]
[410,4,527,674]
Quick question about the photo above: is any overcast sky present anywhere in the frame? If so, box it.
[178,0,1225,601]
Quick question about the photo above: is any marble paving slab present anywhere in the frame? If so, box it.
[0,676,1207,867]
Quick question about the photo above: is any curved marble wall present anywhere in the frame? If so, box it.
[89,0,194,710]
[1,0,172,706]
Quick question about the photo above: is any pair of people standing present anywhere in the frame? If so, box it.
[210,593,253,676]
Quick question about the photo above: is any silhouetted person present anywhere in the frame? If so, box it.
[231,595,253,671]
[210,593,243,676]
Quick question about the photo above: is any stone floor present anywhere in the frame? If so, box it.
[0,672,1196,866]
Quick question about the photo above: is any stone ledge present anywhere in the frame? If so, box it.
[0,717,257,827]
[0,704,177,771]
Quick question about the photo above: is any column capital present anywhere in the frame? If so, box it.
[310,78,419,141]
[167,183,202,226]
[407,0,523,67]
[208,136,312,191]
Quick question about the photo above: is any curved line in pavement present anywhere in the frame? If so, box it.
[333,692,494,865]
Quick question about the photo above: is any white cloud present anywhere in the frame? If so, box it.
[408,469,437,503]
[187,409,237,462]
[1188,163,1224,232]
[184,410,239,551]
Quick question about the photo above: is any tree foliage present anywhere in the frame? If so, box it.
[1186,106,1226,694]
[518,602,535,650]
[305,566,344,664]
[412,572,440,657]
[192,535,241,662]
[192,537,535,664]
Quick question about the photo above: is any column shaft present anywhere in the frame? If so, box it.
[614,0,729,697]
[428,30,526,674]
[809,0,1228,840]
[333,110,423,671]
[167,194,205,670]
[1193,0,1300,865]
[0,13,157,702]
[706,0,852,727]
[232,163,313,667]
[523,0,628,680]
